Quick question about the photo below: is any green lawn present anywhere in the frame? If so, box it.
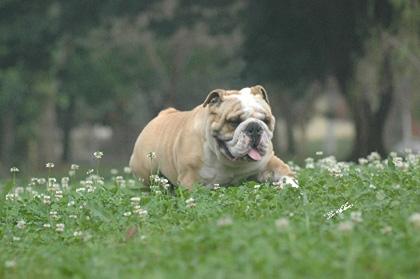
[1,152,419,278]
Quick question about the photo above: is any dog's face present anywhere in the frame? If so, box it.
[203,86,275,162]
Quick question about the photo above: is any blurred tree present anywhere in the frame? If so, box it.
[54,0,244,162]
[51,0,157,162]
[0,0,58,167]
[242,0,395,159]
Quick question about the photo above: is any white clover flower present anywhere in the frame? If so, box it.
[68,170,76,177]
[127,179,136,187]
[275,217,289,231]
[110,169,119,175]
[406,154,419,166]
[93,151,104,159]
[47,178,57,190]
[381,226,392,234]
[76,187,86,193]
[4,260,16,268]
[389,152,397,158]
[328,166,343,177]
[186,197,195,204]
[124,167,132,174]
[73,231,83,237]
[369,184,376,190]
[367,152,381,162]
[213,184,221,190]
[123,211,132,217]
[70,164,80,170]
[146,152,157,160]
[350,211,363,223]
[217,216,233,227]
[5,193,16,201]
[67,200,75,207]
[316,151,323,156]
[86,185,96,193]
[10,167,19,173]
[16,220,26,229]
[337,221,354,233]
[130,197,141,204]
[49,211,60,220]
[12,236,21,241]
[86,169,94,175]
[61,177,70,188]
[69,215,77,219]
[115,176,126,188]
[54,190,63,200]
[43,223,51,228]
[408,213,420,229]
[305,157,315,169]
[38,178,47,185]
[393,184,401,190]
[186,197,196,208]
[392,157,404,168]
[135,208,148,217]
[254,184,261,190]
[14,187,24,195]
[46,162,55,168]
[55,223,65,232]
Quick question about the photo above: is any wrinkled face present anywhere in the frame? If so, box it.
[203,86,275,162]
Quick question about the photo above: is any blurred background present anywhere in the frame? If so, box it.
[0,0,419,174]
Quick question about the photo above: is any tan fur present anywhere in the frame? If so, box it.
[129,86,294,189]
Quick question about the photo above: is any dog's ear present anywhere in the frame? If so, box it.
[203,89,224,107]
[252,85,269,104]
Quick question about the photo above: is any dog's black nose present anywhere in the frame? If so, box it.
[245,122,263,147]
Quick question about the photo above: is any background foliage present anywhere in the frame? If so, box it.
[0,0,419,172]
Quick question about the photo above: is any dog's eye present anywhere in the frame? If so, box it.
[263,118,271,125]
[227,119,241,127]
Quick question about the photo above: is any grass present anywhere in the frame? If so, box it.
[1,152,419,278]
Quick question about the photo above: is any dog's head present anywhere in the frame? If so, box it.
[203,85,275,162]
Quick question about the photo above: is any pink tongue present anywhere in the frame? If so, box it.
[248,148,262,161]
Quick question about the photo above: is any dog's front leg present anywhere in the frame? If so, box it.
[177,169,199,190]
[257,155,299,188]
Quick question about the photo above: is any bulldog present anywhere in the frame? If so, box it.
[129,85,298,189]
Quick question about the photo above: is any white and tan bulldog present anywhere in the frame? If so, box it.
[129,85,298,189]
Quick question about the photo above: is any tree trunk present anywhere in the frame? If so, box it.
[61,94,76,163]
[38,93,58,164]
[0,112,15,165]
[346,48,393,160]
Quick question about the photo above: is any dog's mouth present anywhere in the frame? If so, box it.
[216,137,263,161]
[216,138,235,160]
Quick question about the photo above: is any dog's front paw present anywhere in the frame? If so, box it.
[258,170,299,189]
